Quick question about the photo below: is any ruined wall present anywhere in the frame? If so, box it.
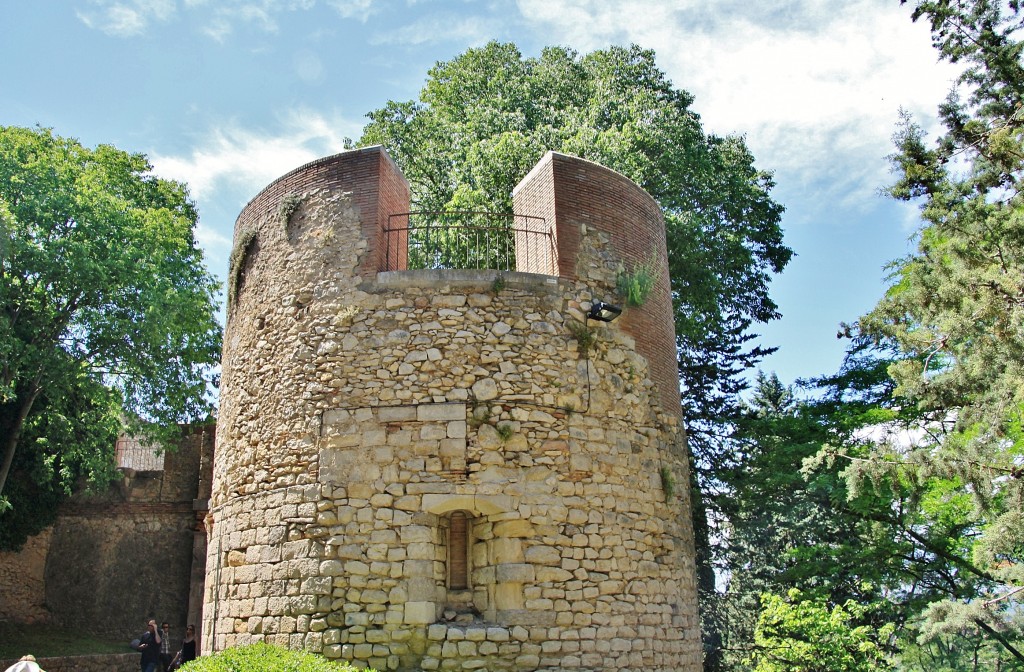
[0,426,214,645]
[44,426,213,641]
[207,147,701,671]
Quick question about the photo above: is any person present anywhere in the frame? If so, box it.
[136,619,162,672]
[3,655,42,672]
[175,624,197,667]
[159,622,172,671]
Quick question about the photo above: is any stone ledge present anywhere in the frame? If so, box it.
[375,269,562,292]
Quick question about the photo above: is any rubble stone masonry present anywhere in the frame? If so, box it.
[205,147,701,671]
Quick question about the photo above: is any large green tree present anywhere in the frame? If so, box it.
[358,46,792,664]
[0,126,222,549]
[819,0,1024,661]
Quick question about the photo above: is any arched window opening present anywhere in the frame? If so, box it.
[448,511,469,590]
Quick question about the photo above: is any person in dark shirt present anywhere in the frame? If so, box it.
[137,619,162,672]
[179,624,197,665]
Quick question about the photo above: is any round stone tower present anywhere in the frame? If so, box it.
[204,146,701,671]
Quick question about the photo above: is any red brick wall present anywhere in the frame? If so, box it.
[511,157,557,275]
[233,146,410,277]
[515,152,680,418]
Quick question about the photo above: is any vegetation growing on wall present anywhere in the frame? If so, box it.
[617,256,658,307]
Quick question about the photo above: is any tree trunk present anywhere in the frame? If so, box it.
[0,377,42,499]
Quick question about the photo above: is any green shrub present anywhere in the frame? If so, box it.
[616,257,658,307]
[181,642,374,672]
[496,423,515,441]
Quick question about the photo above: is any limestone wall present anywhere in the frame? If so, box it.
[208,148,701,671]
[0,528,51,623]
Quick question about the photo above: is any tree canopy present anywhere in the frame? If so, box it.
[0,126,222,549]
[854,0,1024,624]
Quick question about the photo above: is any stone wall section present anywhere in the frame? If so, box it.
[208,148,700,671]
[0,426,214,645]
[0,528,51,623]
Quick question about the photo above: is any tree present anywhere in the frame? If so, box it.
[750,590,894,672]
[840,0,1024,659]
[0,126,222,549]
[710,363,912,668]
[358,44,792,665]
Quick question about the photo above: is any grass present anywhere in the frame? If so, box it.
[0,622,127,659]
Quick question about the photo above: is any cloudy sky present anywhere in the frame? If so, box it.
[1,0,960,387]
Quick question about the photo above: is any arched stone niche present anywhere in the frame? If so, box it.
[423,493,532,623]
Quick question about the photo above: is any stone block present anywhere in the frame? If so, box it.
[378,406,416,422]
[494,519,533,538]
[490,537,524,564]
[420,423,448,441]
[524,545,562,565]
[406,542,434,560]
[496,563,535,583]
[404,601,437,624]
[471,378,499,401]
[400,525,433,543]
[417,403,466,422]
[491,581,524,614]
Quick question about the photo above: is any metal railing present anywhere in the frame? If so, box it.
[381,211,556,275]
[115,435,164,471]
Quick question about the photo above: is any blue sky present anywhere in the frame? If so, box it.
[1,0,961,388]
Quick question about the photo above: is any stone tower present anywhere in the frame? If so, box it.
[204,146,701,671]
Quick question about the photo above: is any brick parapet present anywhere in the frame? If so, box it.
[514,152,680,418]
[233,146,410,283]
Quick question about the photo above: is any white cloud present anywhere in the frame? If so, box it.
[76,0,175,36]
[77,0,319,40]
[327,0,377,22]
[194,223,234,257]
[148,109,362,201]
[369,13,500,46]
[515,0,961,214]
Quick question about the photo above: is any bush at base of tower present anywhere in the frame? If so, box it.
[181,643,376,672]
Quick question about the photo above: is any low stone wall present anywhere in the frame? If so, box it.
[0,654,137,672]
